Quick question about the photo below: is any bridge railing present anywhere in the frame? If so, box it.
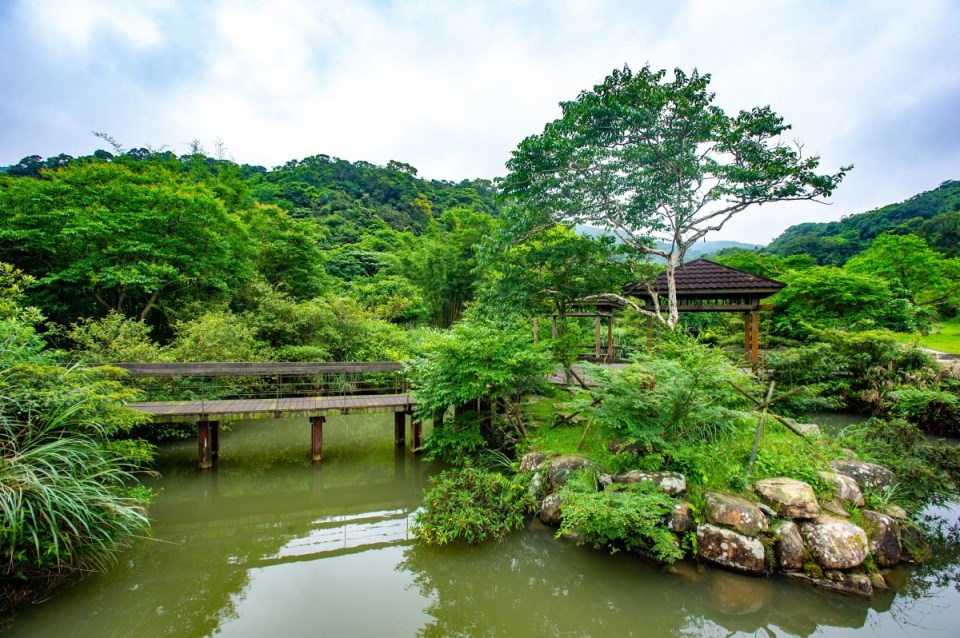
[106,362,408,403]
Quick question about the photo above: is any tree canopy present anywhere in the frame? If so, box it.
[499,65,849,327]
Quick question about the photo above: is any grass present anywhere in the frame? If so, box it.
[894,319,960,354]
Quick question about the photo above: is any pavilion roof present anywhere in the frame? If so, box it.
[623,258,786,297]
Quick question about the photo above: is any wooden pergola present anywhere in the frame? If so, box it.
[533,297,624,362]
[623,259,786,363]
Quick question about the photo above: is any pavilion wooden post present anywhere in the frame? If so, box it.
[394,410,406,448]
[533,317,540,344]
[311,416,325,463]
[595,316,601,359]
[606,315,614,360]
[210,420,220,459]
[198,420,213,470]
[551,316,558,339]
[743,311,760,365]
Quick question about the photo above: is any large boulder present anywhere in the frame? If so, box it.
[753,477,820,519]
[800,515,869,569]
[697,524,767,574]
[829,460,896,492]
[519,452,547,473]
[774,521,805,571]
[612,470,686,496]
[861,510,901,567]
[547,455,592,489]
[818,471,865,507]
[539,493,563,525]
[669,501,695,533]
[705,492,768,536]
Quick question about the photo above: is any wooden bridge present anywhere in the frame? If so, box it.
[113,362,424,470]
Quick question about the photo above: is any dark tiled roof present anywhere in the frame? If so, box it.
[624,258,786,295]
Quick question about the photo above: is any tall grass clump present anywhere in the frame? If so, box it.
[0,403,150,579]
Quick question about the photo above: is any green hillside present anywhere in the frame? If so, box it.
[766,180,960,264]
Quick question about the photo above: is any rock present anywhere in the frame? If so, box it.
[519,452,546,473]
[774,521,805,571]
[818,471,865,507]
[870,572,889,590]
[861,510,901,567]
[829,460,896,492]
[527,470,546,499]
[884,504,909,521]
[705,492,768,536]
[757,503,777,517]
[821,499,850,517]
[597,473,613,489]
[607,439,646,455]
[697,523,767,574]
[669,501,695,533]
[753,477,820,519]
[539,493,562,525]
[800,515,869,569]
[547,455,591,488]
[784,571,874,598]
[612,470,686,496]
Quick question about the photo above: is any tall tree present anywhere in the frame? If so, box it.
[0,160,253,326]
[499,65,850,328]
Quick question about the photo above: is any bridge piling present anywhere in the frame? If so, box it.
[311,416,325,463]
[198,420,213,470]
[394,411,406,448]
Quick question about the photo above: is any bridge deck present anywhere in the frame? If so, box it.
[125,393,415,422]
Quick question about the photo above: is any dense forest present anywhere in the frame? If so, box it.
[2,64,960,617]
[765,180,960,264]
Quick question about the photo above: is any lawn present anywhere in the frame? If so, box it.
[895,319,960,354]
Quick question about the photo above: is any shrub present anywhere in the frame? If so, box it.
[413,467,532,545]
[556,472,682,563]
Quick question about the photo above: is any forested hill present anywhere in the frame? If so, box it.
[765,180,960,265]
[1,150,499,235]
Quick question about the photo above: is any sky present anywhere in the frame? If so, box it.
[1,0,958,245]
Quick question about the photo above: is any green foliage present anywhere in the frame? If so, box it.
[839,418,959,509]
[845,233,960,313]
[68,312,166,363]
[888,387,959,437]
[168,310,265,362]
[413,467,532,545]
[771,267,919,338]
[408,316,553,462]
[556,471,682,562]
[0,160,253,327]
[592,339,753,446]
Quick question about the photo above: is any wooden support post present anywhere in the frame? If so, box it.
[198,420,212,470]
[751,310,760,365]
[607,316,614,360]
[311,416,325,463]
[595,315,601,360]
[743,311,752,362]
[411,417,423,453]
[533,317,539,344]
[394,410,406,448]
[551,315,558,339]
[210,421,220,459]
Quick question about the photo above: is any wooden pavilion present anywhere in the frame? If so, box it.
[623,258,786,363]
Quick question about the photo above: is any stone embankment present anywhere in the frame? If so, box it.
[524,451,913,598]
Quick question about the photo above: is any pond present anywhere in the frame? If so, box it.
[5,415,960,637]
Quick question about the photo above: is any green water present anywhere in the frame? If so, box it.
[6,414,960,637]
